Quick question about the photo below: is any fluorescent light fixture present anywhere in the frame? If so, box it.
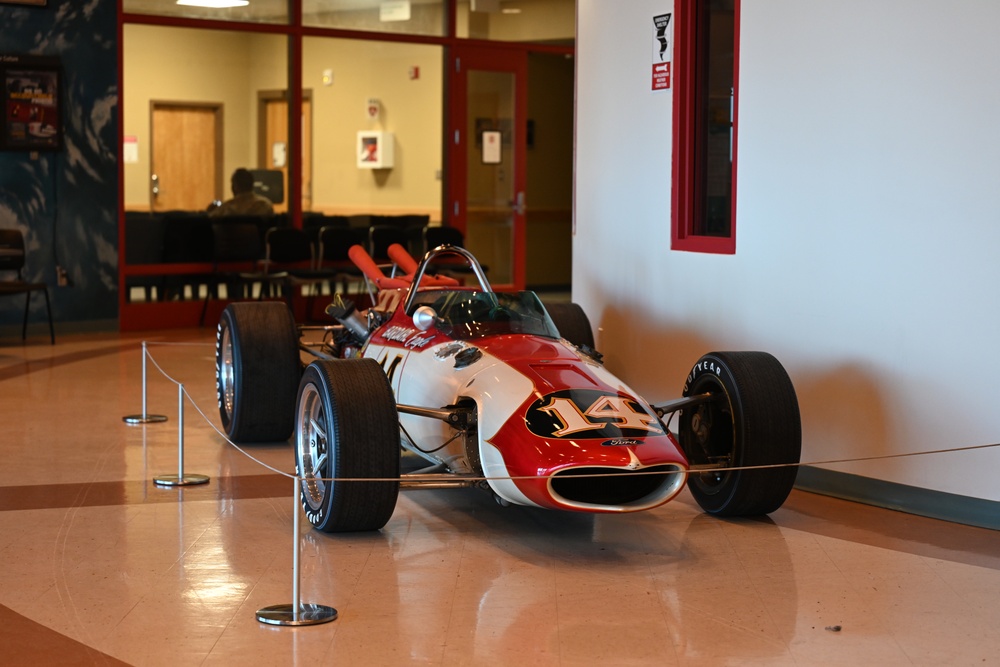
[177,0,250,8]
[501,7,522,13]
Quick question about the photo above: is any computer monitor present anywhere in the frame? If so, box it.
[250,169,284,204]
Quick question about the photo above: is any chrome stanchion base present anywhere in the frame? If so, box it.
[153,474,210,486]
[256,603,338,626]
[123,414,169,425]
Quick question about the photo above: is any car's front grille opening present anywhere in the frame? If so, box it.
[550,465,683,506]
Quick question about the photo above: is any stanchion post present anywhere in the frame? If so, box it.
[256,477,337,626]
[123,341,168,424]
[153,384,210,487]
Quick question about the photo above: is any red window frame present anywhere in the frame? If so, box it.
[671,0,740,254]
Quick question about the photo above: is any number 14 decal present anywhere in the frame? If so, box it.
[539,396,664,437]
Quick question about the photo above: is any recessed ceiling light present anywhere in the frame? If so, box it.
[177,0,250,8]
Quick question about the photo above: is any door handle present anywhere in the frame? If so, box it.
[512,191,525,215]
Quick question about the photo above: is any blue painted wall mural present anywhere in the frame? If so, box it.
[0,0,118,336]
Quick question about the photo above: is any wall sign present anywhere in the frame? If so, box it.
[652,12,673,92]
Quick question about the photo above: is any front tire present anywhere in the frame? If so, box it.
[679,351,801,516]
[216,302,300,443]
[296,359,400,532]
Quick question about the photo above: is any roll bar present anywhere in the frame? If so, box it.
[403,245,492,315]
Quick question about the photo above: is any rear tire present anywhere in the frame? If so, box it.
[295,359,400,532]
[679,351,801,516]
[216,302,300,443]
[546,302,595,350]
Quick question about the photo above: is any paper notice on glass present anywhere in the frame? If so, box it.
[482,130,502,164]
[123,136,139,164]
[272,141,287,168]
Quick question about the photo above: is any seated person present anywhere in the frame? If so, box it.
[208,168,274,217]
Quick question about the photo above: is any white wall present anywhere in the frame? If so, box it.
[575,0,1000,501]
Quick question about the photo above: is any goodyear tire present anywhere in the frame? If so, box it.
[679,351,801,516]
[546,302,595,350]
[295,359,400,532]
[216,302,300,443]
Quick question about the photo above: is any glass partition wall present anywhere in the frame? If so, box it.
[120,0,574,330]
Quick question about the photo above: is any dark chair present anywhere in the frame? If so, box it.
[317,225,364,294]
[0,229,55,344]
[398,214,431,257]
[368,224,410,266]
[210,221,271,300]
[422,225,485,281]
[302,214,351,257]
[124,211,165,302]
[423,224,465,252]
[198,221,274,325]
[161,213,214,300]
[263,226,341,301]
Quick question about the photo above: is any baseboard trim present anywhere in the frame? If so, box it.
[0,318,117,341]
[795,466,1000,531]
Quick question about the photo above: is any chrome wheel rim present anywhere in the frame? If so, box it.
[219,325,235,419]
[297,382,330,511]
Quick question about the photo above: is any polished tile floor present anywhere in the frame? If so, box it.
[2,328,1000,666]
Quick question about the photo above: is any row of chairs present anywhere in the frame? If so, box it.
[200,222,468,323]
[215,222,467,295]
[125,211,465,303]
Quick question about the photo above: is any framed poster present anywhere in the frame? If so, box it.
[2,55,62,151]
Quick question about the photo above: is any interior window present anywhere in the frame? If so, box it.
[456,0,574,44]
[122,0,289,24]
[302,0,446,36]
[672,0,738,254]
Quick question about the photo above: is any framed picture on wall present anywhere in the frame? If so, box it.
[1,54,62,151]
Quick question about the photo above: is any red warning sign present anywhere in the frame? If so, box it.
[652,62,671,91]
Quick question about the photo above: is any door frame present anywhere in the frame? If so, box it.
[149,100,223,211]
[447,44,529,291]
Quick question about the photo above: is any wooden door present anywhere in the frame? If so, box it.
[260,92,312,213]
[151,103,222,212]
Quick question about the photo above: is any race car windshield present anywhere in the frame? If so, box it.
[417,291,561,341]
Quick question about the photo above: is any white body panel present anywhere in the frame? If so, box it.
[364,339,537,498]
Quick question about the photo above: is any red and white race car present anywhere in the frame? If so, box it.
[216,244,801,532]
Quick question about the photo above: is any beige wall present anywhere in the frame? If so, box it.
[303,37,443,217]
[123,25,286,209]
[123,25,442,219]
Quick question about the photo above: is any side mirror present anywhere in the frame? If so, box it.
[412,305,437,331]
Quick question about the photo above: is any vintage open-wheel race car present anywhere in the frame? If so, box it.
[215,243,801,532]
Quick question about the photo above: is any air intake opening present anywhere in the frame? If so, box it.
[550,466,682,506]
